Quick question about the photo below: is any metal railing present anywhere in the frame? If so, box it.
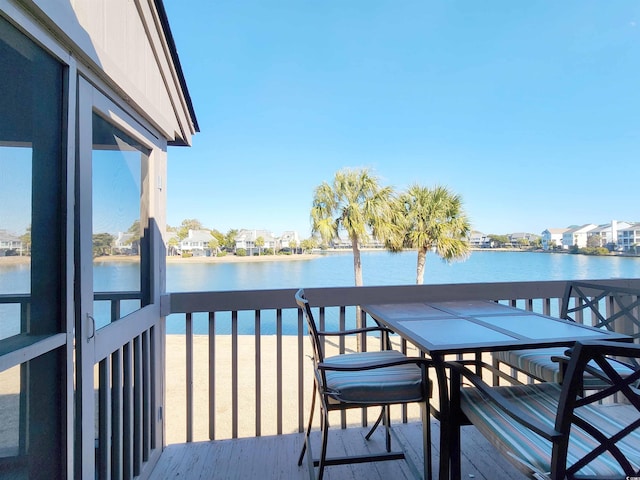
[163,278,640,443]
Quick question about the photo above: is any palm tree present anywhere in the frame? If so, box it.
[255,236,265,256]
[311,168,396,286]
[388,184,471,284]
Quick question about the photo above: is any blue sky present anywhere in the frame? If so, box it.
[163,1,640,238]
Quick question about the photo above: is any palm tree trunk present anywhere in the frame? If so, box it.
[351,237,364,351]
[351,238,363,287]
[416,247,428,284]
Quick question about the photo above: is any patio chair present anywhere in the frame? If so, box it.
[295,289,433,480]
[492,281,640,386]
[449,339,640,480]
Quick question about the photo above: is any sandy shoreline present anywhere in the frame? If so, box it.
[165,253,322,264]
[0,253,323,265]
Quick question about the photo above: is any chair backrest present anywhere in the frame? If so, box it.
[560,281,640,342]
[553,340,640,478]
[295,288,325,365]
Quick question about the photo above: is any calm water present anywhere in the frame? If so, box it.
[166,250,640,291]
[2,251,639,336]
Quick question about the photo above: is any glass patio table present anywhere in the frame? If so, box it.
[362,299,631,480]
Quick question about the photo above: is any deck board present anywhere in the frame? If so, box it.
[149,420,527,479]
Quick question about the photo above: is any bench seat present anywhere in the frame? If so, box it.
[460,382,640,478]
[493,347,637,387]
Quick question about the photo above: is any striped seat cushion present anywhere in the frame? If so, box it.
[493,347,567,382]
[322,350,425,404]
[493,348,637,387]
[460,382,640,478]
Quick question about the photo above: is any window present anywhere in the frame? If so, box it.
[0,15,66,477]
[92,113,151,328]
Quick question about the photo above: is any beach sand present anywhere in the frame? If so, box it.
[164,334,426,445]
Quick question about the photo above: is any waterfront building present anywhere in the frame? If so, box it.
[235,229,279,254]
[587,220,631,249]
[618,223,640,252]
[468,230,489,248]
[508,232,540,247]
[113,232,139,255]
[561,224,597,249]
[0,229,23,256]
[541,228,569,250]
[279,230,300,250]
[179,229,214,256]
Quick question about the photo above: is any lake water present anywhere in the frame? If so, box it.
[166,250,640,291]
[2,250,639,336]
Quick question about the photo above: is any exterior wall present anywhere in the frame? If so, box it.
[23,0,196,145]
[0,2,196,478]
[179,229,214,255]
[235,229,278,252]
[562,225,596,249]
[618,226,640,252]
[280,230,300,249]
[469,231,488,248]
[541,230,566,250]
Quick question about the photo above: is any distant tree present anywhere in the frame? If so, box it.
[255,236,265,256]
[208,238,219,256]
[311,168,395,286]
[210,228,225,246]
[587,234,602,248]
[517,238,529,248]
[488,234,509,247]
[223,229,238,251]
[120,220,141,250]
[19,226,31,256]
[93,233,114,257]
[579,246,609,256]
[236,248,247,257]
[127,219,141,236]
[167,236,179,256]
[300,238,316,253]
[386,184,470,284]
[177,219,204,240]
[289,239,298,254]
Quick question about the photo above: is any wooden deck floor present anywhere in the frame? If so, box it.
[149,419,528,480]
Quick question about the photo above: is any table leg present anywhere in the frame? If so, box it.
[434,356,453,480]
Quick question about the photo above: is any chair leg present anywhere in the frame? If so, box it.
[421,400,432,480]
[384,406,391,452]
[298,381,317,466]
[365,407,385,440]
[318,407,330,480]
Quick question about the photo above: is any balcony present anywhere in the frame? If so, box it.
[4,279,640,479]
[148,278,640,479]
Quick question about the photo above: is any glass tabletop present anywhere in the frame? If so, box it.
[366,303,456,320]
[476,314,606,340]
[396,318,518,348]
[363,300,625,354]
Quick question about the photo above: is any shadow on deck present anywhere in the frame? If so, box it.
[150,420,528,479]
